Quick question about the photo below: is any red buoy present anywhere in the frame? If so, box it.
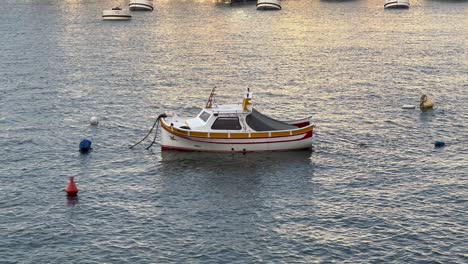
[66,177,79,197]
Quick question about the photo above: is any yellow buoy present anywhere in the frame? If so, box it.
[420,95,434,111]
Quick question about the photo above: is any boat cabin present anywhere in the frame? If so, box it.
[174,104,298,133]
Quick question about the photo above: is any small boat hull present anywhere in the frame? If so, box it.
[384,0,410,8]
[129,0,154,11]
[102,9,132,20]
[160,119,313,152]
[257,0,281,10]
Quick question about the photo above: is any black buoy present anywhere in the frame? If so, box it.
[79,139,92,153]
[434,141,445,148]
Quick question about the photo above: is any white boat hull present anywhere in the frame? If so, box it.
[384,0,409,8]
[102,9,132,20]
[129,0,154,11]
[160,123,313,153]
[257,0,281,10]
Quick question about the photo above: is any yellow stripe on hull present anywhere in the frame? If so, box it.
[160,118,314,140]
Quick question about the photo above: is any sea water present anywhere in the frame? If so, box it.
[0,0,466,262]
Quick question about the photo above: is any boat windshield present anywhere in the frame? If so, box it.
[211,117,242,130]
[199,111,211,122]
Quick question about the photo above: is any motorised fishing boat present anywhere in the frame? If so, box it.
[102,7,132,20]
[257,0,281,10]
[129,0,154,11]
[159,89,315,152]
[384,0,410,9]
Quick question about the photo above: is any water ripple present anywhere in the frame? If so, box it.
[0,0,467,263]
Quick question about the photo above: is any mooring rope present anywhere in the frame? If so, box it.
[130,113,167,149]
[146,123,161,150]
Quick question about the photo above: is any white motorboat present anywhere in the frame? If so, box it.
[129,0,154,11]
[158,88,315,152]
[102,7,131,20]
[384,0,410,9]
[257,0,281,10]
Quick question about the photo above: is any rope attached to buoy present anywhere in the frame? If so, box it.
[130,113,167,149]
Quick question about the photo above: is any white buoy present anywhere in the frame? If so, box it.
[402,105,416,109]
[90,116,99,126]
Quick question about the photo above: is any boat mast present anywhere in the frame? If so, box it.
[242,88,253,112]
[206,87,216,108]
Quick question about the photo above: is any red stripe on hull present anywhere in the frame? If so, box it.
[294,122,310,128]
[161,145,312,153]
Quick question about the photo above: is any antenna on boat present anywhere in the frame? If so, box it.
[206,87,216,108]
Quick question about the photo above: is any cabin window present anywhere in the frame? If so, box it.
[211,117,242,130]
[199,111,211,122]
